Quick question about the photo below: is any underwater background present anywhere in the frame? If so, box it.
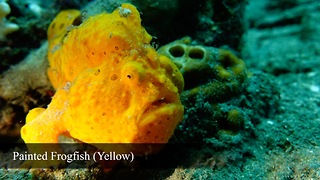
[0,0,320,179]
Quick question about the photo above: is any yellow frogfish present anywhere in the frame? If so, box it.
[21,3,184,155]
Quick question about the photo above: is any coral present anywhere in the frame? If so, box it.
[241,70,280,124]
[27,2,43,18]
[158,36,214,90]
[158,37,248,142]
[222,109,245,133]
[191,0,246,49]
[21,3,184,157]
[0,1,19,40]
[0,0,58,74]
[158,37,247,101]
[0,43,52,142]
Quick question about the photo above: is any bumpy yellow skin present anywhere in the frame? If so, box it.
[21,4,184,151]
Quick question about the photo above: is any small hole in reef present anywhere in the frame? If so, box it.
[51,23,56,29]
[169,45,185,58]
[111,74,118,80]
[102,112,106,116]
[127,75,132,79]
[188,48,205,59]
[115,46,119,50]
[220,52,238,68]
[91,51,95,55]
[146,131,151,134]
[103,51,106,55]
